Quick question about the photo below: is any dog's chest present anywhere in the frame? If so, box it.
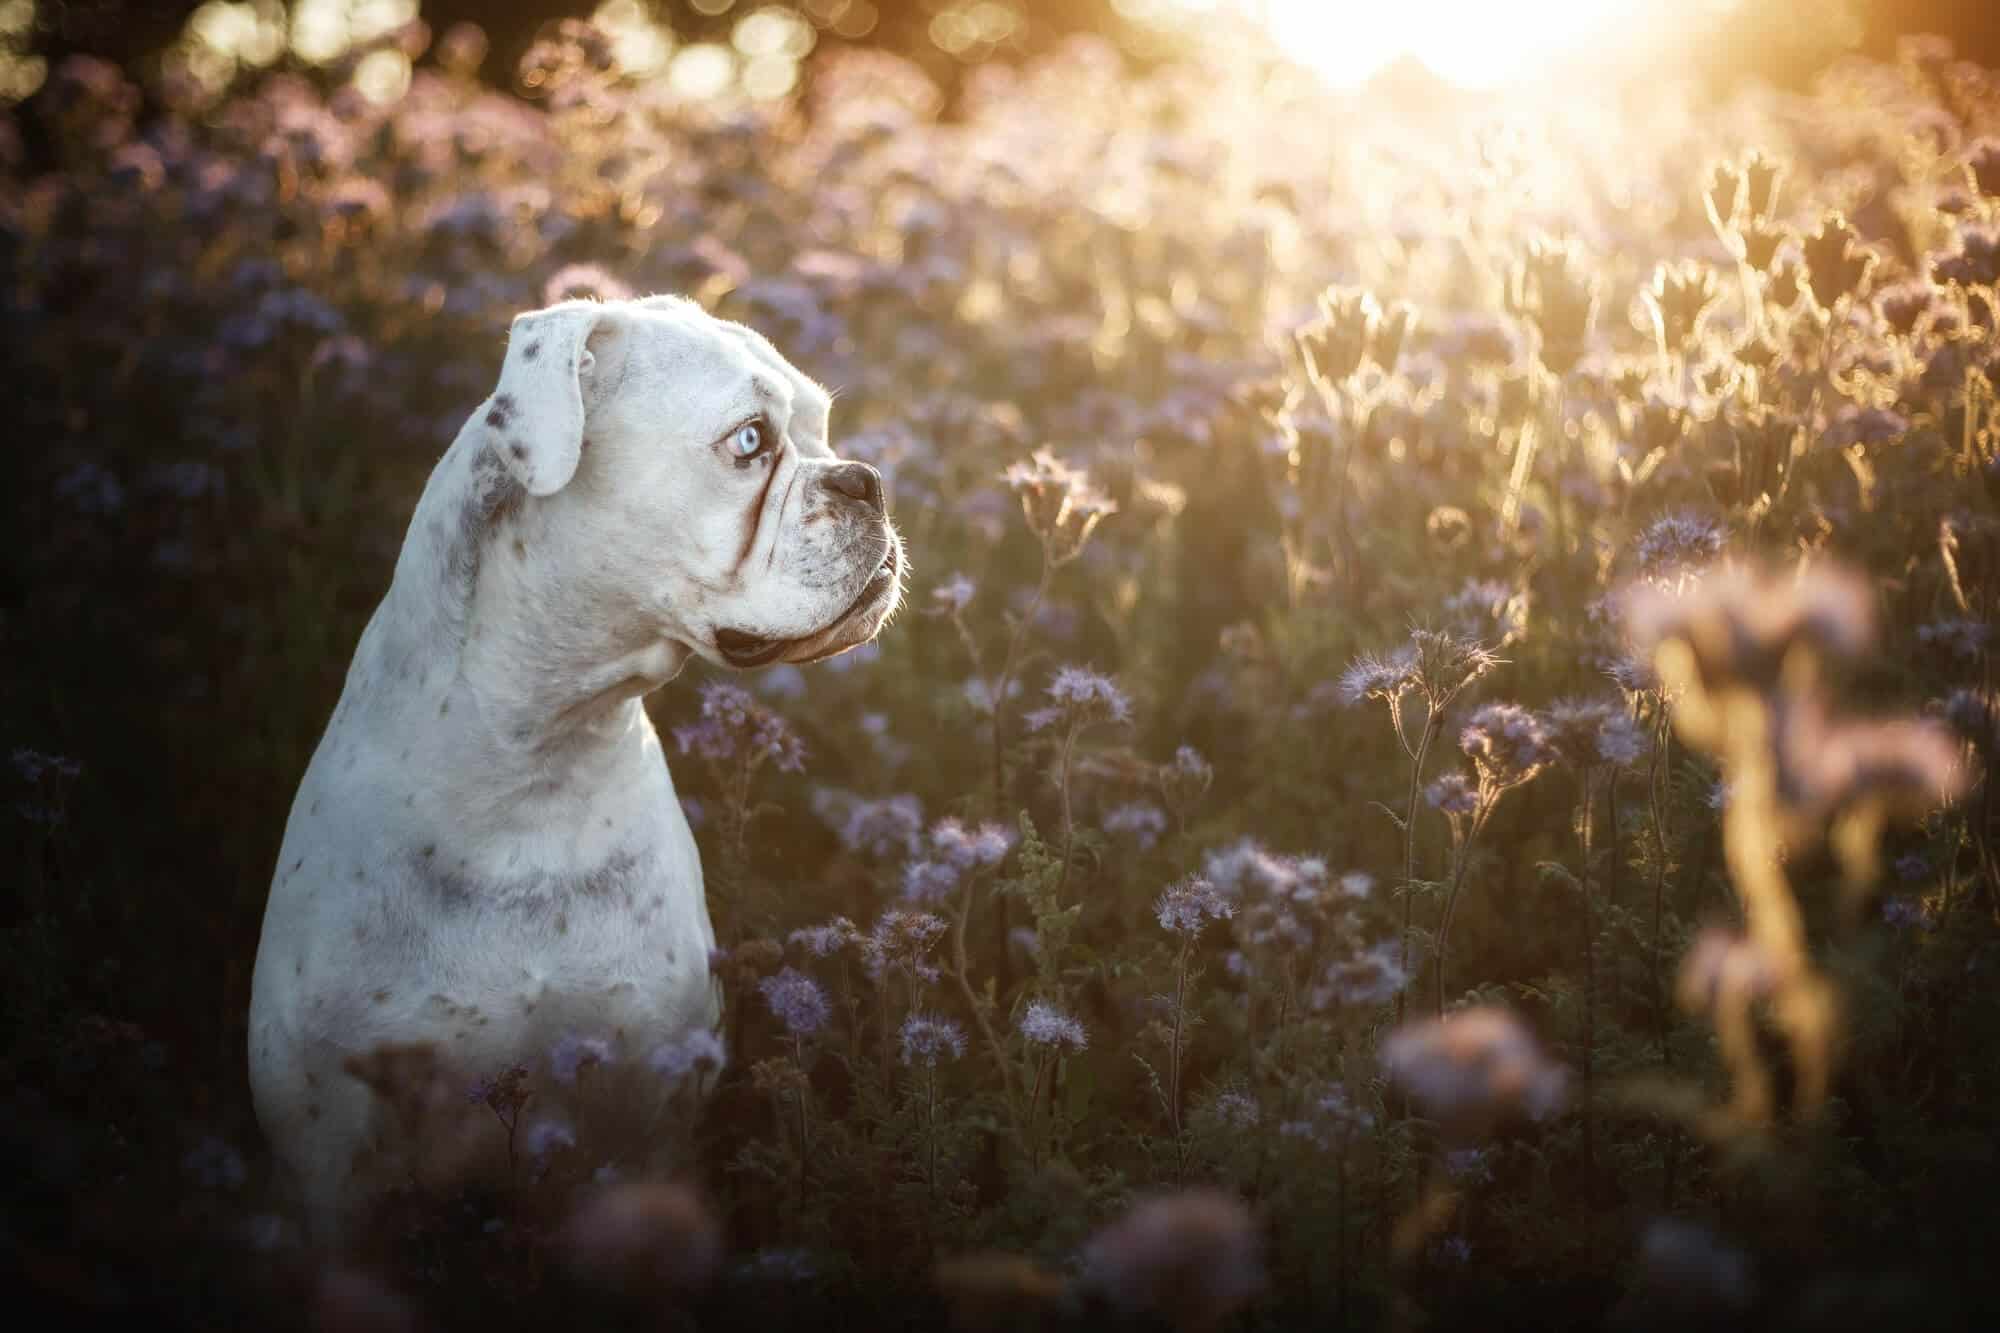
[406,841,710,1027]
[266,709,719,1074]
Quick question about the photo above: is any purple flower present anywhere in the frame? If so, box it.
[524,1117,578,1159]
[820,791,924,860]
[1543,697,1646,770]
[1202,1090,1261,1130]
[901,858,961,904]
[1427,773,1478,815]
[759,967,830,1037]
[928,572,976,614]
[673,681,806,774]
[788,919,855,958]
[1155,875,1233,937]
[929,816,1014,870]
[1027,665,1132,732]
[1018,1000,1088,1052]
[1634,511,1726,578]
[860,909,948,985]
[1104,801,1169,849]
[1460,703,1552,788]
[1442,579,1529,649]
[898,1013,967,1067]
[1311,939,1408,1008]
[1202,838,1329,904]
[648,1028,729,1078]
[1336,647,1418,705]
[549,1032,616,1084]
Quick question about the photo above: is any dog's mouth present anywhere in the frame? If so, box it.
[714,535,902,669]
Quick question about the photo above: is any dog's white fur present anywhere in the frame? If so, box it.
[247,295,901,1244]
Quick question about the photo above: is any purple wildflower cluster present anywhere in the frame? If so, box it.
[673,681,806,775]
[759,967,830,1038]
[1024,664,1133,733]
[1018,1000,1088,1052]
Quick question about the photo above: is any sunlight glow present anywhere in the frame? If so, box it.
[1207,0,1704,90]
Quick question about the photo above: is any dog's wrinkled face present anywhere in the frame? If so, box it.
[479,295,903,670]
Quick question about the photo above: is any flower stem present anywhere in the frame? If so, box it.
[1397,706,1444,1025]
[990,557,1057,816]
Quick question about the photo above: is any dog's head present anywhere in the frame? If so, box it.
[475,295,903,670]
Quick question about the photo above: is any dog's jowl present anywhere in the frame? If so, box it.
[248,295,904,1244]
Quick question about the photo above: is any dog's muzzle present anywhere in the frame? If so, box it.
[715,534,902,668]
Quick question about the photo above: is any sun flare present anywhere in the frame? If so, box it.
[1207,0,1693,89]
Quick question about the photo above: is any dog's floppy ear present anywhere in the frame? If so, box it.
[481,302,609,497]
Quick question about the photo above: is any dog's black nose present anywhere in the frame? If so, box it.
[824,461,885,515]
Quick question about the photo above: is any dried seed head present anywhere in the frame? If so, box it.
[1379,1007,1569,1140]
[1741,150,1785,221]
[1645,260,1722,352]
[1002,448,1116,563]
[1506,235,1600,377]
[1623,560,1876,702]
[1080,1188,1265,1333]
[558,1182,723,1298]
[1296,285,1379,384]
[1801,212,1877,310]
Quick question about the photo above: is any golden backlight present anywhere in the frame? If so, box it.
[1189,0,1704,90]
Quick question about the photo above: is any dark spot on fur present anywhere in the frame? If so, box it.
[352,868,365,882]
[412,846,652,919]
[372,989,390,1004]
[512,538,527,560]
[422,844,436,859]
[441,446,525,612]
[522,342,541,361]
[509,441,527,461]
[291,858,304,873]
[310,799,320,815]
[439,699,451,716]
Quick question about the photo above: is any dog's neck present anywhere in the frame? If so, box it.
[368,421,692,803]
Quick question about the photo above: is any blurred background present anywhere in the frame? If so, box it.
[3,0,1998,135]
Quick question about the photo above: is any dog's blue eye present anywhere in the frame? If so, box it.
[728,422,766,458]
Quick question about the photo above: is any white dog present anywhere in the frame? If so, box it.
[247,295,902,1244]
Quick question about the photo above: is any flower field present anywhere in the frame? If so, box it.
[4,11,1999,1330]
